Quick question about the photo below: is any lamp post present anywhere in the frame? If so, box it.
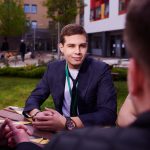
[32,24,43,58]
[58,21,60,60]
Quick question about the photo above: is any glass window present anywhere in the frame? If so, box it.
[90,8,94,20]
[26,20,31,27]
[32,5,37,13]
[24,4,29,13]
[49,21,54,25]
[92,36,102,49]
[119,0,125,12]
[104,2,109,16]
[96,6,101,19]
[80,14,84,26]
[32,21,37,29]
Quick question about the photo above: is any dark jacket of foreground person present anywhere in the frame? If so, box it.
[23,56,117,127]
[16,111,150,150]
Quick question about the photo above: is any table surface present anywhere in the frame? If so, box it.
[0,107,55,148]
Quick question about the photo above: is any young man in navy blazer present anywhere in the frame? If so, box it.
[23,24,117,131]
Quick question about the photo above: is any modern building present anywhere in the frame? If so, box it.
[23,0,83,52]
[84,0,130,58]
[23,0,55,52]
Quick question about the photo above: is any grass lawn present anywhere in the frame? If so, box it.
[0,77,128,114]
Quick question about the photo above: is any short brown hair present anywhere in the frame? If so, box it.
[124,0,150,76]
[60,24,87,45]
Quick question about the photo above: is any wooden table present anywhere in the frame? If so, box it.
[0,106,55,148]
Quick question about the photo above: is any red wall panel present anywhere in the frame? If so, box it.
[90,0,96,9]
[125,0,130,10]
[102,0,109,4]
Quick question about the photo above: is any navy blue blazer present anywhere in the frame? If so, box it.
[23,56,117,127]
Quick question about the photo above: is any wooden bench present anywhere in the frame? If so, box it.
[111,73,119,80]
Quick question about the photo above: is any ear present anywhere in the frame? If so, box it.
[59,43,64,53]
[128,59,144,96]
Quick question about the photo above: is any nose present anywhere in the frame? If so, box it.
[75,46,80,54]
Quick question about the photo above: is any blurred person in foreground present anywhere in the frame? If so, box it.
[0,119,32,150]
[117,93,137,127]
[4,0,150,150]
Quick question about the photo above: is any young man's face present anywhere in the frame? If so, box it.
[59,34,88,69]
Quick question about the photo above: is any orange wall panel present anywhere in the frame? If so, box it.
[101,3,105,19]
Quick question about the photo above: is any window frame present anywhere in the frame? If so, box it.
[24,4,30,13]
[31,21,37,29]
[96,5,101,20]
[32,5,37,14]
[104,2,109,17]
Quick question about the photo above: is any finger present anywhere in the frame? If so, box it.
[8,138,15,146]
[5,131,13,138]
[1,118,8,129]
[15,124,28,131]
[33,125,54,130]
[45,107,56,114]
[7,119,17,132]
[5,126,11,134]
[26,130,32,136]
[32,121,53,126]
[34,115,53,121]
[42,111,54,116]
[8,136,14,143]
[8,142,17,148]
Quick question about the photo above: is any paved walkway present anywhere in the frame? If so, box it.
[0,52,129,68]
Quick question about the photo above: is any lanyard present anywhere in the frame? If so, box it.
[65,62,79,115]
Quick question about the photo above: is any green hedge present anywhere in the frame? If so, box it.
[111,67,127,81]
[0,66,127,81]
[0,67,47,78]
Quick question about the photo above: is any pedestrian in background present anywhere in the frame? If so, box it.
[20,39,26,63]
[1,37,9,58]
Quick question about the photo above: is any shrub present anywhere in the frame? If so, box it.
[111,67,127,81]
[25,63,37,71]
[0,66,47,78]
[0,67,26,77]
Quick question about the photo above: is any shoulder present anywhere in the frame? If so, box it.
[85,56,109,71]
[45,127,121,150]
[47,60,66,69]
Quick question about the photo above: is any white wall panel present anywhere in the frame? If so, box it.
[84,0,126,33]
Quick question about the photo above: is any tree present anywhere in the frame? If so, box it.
[0,0,30,44]
[42,0,86,26]
[42,0,86,60]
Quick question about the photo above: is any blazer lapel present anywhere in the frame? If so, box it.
[54,60,66,114]
[77,57,94,114]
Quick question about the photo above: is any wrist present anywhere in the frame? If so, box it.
[32,110,41,121]
[29,109,39,117]
[65,117,76,130]
[61,116,66,130]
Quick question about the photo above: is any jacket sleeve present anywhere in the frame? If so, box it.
[79,64,117,127]
[44,127,119,150]
[16,142,42,150]
[23,65,51,113]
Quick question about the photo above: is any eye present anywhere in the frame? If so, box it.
[80,44,86,48]
[69,45,74,48]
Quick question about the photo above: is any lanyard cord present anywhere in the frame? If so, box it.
[65,62,79,114]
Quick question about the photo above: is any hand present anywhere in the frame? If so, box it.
[32,107,66,131]
[0,118,10,146]
[6,119,32,148]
